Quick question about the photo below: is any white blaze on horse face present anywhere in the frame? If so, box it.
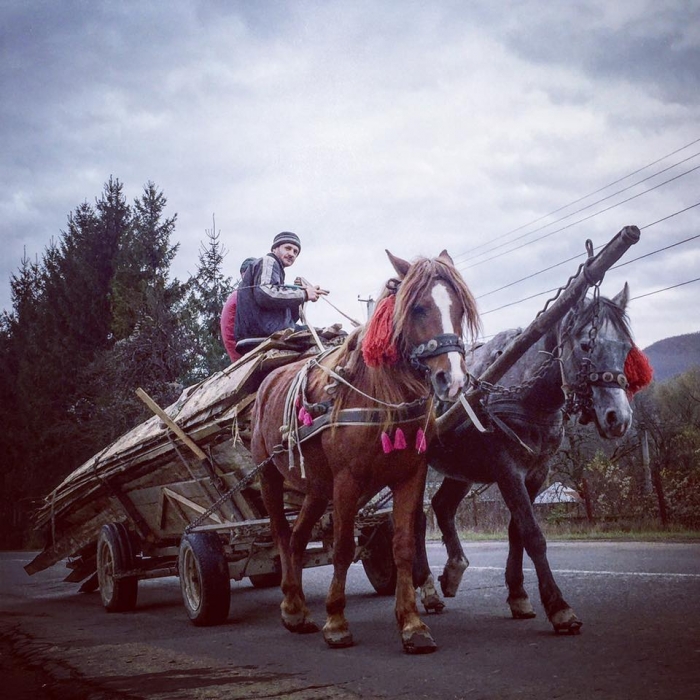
[431,282,467,400]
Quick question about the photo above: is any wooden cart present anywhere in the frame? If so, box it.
[25,327,396,625]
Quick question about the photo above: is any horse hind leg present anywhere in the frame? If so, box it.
[500,472,582,635]
[505,515,536,619]
[281,492,329,634]
[258,462,318,635]
[432,478,471,597]
[414,509,445,614]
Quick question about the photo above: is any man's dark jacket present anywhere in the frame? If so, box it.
[234,252,306,341]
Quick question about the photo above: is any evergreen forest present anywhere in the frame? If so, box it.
[0,178,235,547]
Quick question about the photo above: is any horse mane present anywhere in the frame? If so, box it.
[565,294,633,343]
[307,255,481,423]
[392,256,481,354]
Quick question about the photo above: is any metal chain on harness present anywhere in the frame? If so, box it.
[184,448,285,533]
[563,282,603,420]
[471,239,597,403]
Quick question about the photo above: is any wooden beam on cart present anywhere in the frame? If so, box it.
[161,487,226,525]
[437,225,641,436]
[136,388,258,521]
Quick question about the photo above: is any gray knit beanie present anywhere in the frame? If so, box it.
[271,231,301,252]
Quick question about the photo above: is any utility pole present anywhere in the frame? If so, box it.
[358,295,375,322]
[640,424,652,496]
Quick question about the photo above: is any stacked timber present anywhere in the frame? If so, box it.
[25,329,343,578]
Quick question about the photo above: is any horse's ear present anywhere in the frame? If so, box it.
[611,282,629,311]
[437,249,454,266]
[385,250,410,279]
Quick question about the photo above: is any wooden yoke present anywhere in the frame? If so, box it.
[436,225,641,436]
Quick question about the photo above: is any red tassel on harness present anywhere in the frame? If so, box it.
[624,346,653,395]
[362,295,399,367]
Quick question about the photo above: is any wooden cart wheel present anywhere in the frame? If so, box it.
[96,522,138,612]
[359,519,397,596]
[179,532,230,626]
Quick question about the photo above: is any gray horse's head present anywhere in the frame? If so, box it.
[560,284,634,439]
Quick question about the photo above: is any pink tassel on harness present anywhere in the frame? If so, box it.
[415,428,427,454]
[298,406,314,426]
[381,431,394,454]
[393,428,407,450]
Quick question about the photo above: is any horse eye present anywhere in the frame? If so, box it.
[580,340,592,352]
[413,305,427,317]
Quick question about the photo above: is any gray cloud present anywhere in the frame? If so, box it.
[1,0,698,349]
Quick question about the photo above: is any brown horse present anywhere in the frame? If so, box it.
[250,250,480,654]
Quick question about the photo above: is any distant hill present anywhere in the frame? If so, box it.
[643,331,700,382]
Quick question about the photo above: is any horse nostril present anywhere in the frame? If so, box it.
[434,370,450,393]
[605,410,618,426]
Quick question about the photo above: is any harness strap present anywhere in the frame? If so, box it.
[586,370,629,389]
[411,333,464,362]
[487,411,535,455]
[295,400,428,444]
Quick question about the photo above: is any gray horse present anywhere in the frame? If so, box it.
[414,284,638,633]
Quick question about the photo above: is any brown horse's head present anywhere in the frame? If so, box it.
[381,249,480,402]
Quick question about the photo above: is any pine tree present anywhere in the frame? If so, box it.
[185,215,234,380]
[80,182,191,445]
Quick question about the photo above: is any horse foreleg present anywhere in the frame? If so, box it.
[499,472,582,634]
[432,478,471,597]
[392,474,437,654]
[323,472,360,649]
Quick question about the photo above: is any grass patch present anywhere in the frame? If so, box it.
[426,525,700,543]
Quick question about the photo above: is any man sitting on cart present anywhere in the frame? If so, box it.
[234,232,327,354]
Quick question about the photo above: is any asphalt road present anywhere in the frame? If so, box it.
[2,541,699,700]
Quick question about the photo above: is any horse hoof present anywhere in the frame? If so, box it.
[512,609,537,620]
[551,609,583,635]
[282,616,319,634]
[324,629,354,648]
[422,594,446,614]
[508,597,536,619]
[438,559,467,597]
[402,630,438,655]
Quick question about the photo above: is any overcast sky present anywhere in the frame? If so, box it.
[2,0,699,350]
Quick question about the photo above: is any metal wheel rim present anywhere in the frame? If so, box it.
[181,545,202,612]
[97,539,115,602]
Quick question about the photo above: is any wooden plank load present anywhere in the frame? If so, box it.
[24,329,342,578]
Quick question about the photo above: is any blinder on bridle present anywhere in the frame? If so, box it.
[564,303,630,422]
[386,275,466,373]
[410,334,465,372]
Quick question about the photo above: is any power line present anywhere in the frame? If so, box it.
[457,164,700,272]
[478,200,700,299]
[630,277,700,301]
[453,136,700,261]
[479,207,700,315]
[459,151,700,266]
